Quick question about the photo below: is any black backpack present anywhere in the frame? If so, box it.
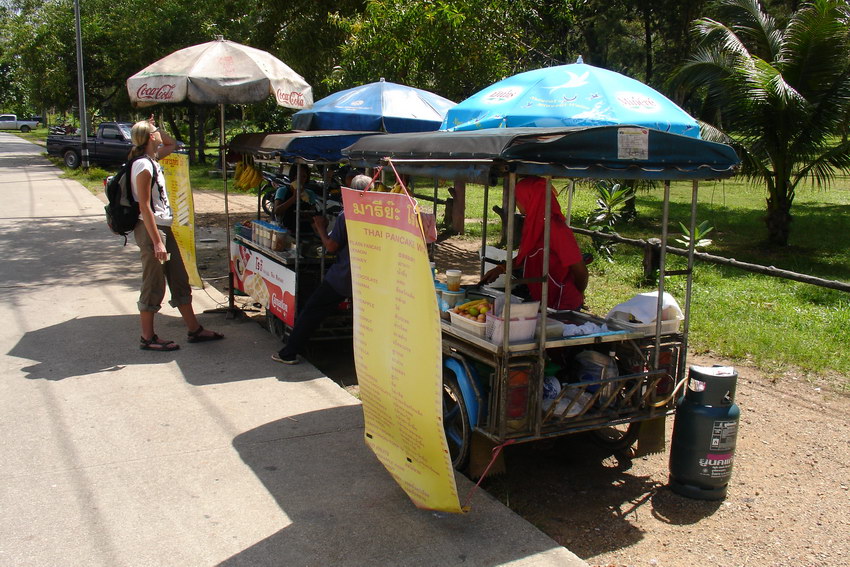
[104,155,154,245]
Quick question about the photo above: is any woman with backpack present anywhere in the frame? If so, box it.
[129,117,224,351]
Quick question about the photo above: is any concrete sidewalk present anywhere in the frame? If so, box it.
[0,133,586,567]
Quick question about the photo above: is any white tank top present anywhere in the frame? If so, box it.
[130,157,172,226]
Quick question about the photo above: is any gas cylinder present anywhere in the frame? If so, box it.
[669,365,740,500]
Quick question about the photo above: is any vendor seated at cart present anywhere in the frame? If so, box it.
[272,174,374,365]
[479,175,589,310]
[273,163,312,233]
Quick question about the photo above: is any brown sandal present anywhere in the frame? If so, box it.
[140,335,180,351]
[187,325,224,343]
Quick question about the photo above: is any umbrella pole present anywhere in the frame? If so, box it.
[221,105,234,310]
[205,103,242,318]
[221,104,242,318]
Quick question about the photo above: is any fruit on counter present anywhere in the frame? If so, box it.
[455,298,487,311]
[451,298,492,322]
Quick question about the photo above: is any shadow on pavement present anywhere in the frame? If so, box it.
[7,313,326,385]
[225,406,567,567]
[0,215,138,290]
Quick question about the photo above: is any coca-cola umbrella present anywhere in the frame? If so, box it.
[127,36,312,311]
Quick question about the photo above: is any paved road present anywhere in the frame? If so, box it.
[0,133,586,566]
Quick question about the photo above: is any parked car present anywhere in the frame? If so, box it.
[46,121,133,169]
[0,114,41,133]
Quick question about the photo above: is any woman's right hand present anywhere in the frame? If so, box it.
[153,241,168,262]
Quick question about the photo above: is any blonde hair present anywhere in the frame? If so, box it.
[128,120,155,160]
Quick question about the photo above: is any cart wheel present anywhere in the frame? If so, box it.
[590,422,640,453]
[443,372,471,470]
[266,310,287,341]
[261,185,276,217]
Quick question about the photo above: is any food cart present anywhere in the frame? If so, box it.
[226,130,383,341]
[344,126,739,469]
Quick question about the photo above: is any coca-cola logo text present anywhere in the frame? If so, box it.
[136,83,177,101]
[278,90,306,108]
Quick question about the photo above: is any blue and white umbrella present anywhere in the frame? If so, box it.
[441,60,700,138]
[292,78,455,133]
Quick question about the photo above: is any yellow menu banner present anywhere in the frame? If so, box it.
[342,188,463,513]
[160,153,202,289]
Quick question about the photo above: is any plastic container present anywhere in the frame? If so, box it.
[442,289,466,308]
[251,220,273,248]
[606,313,681,335]
[445,269,462,292]
[449,310,487,337]
[270,227,292,252]
[234,223,252,240]
[486,312,537,343]
[537,318,566,338]
[250,220,262,245]
[575,350,617,381]
[574,350,619,399]
[503,300,540,318]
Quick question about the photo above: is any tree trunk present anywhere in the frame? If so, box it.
[188,106,197,165]
[166,116,180,145]
[641,1,653,83]
[622,179,637,220]
[765,181,793,246]
[196,106,208,166]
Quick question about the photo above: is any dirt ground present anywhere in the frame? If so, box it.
[192,190,849,567]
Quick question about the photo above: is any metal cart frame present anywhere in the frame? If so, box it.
[345,126,739,467]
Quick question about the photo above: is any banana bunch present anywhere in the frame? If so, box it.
[234,155,263,190]
[451,298,492,322]
[390,183,406,194]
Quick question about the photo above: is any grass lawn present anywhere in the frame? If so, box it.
[28,126,849,390]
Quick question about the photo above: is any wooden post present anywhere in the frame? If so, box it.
[452,181,466,234]
[643,237,662,283]
[443,196,454,230]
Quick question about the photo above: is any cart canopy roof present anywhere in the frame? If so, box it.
[229,130,384,163]
[342,126,739,181]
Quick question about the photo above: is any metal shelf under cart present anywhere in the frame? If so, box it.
[440,310,684,446]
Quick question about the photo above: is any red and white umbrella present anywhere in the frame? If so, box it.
[127,37,312,108]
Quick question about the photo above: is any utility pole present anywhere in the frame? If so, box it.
[74,0,89,169]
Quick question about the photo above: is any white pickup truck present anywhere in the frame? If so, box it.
[0,114,40,133]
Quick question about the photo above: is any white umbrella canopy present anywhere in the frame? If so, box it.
[127,37,312,108]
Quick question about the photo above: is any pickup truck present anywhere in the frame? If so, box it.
[0,114,40,133]
[46,121,133,169]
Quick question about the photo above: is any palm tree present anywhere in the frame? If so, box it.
[674,0,850,246]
